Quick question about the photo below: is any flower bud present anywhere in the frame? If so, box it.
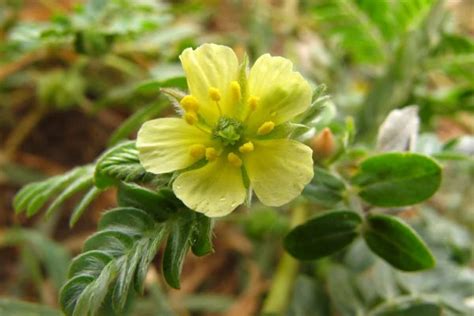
[311,128,335,160]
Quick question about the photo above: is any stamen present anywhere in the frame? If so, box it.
[208,87,223,115]
[189,144,206,159]
[208,87,221,101]
[257,121,275,136]
[184,111,198,125]
[243,96,260,122]
[205,147,219,161]
[180,95,199,112]
[239,141,254,153]
[230,81,241,101]
[227,152,243,167]
[248,96,259,111]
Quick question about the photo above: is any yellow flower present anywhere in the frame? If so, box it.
[137,44,314,217]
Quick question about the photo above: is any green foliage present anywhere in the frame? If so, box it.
[0,299,62,316]
[284,210,362,260]
[5,0,171,58]
[303,167,346,207]
[191,213,214,257]
[363,214,435,271]
[1,229,71,291]
[427,33,474,82]
[117,182,175,221]
[369,300,441,316]
[13,165,95,218]
[107,100,169,146]
[70,187,103,227]
[37,68,86,109]
[162,211,195,289]
[352,153,442,207]
[243,207,289,240]
[312,0,435,64]
[5,1,472,314]
[60,205,167,315]
[94,141,151,189]
[59,182,214,315]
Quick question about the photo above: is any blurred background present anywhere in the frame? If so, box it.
[0,0,473,315]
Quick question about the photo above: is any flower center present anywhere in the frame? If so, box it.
[213,117,243,146]
[181,84,275,168]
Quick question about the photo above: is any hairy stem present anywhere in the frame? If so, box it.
[261,203,307,315]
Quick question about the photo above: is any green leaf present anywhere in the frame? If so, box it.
[191,214,214,257]
[303,167,346,207]
[363,213,435,271]
[60,275,95,316]
[352,153,442,207]
[83,230,135,257]
[134,228,168,294]
[117,182,176,221]
[14,165,95,217]
[369,298,442,316]
[72,262,118,316]
[60,207,167,315]
[45,174,93,218]
[99,207,155,233]
[0,298,62,316]
[68,250,113,278]
[94,141,151,189]
[163,210,195,289]
[69,187,102,227]
[284,210,362,260]
[112,239,145,311]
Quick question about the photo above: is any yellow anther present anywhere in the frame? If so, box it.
[208,87,221,101]
[230,81,241,101]
[248,96,259,111]
[189,144,206,159]
[239,141,254,153]
[205,147,219,161]
[257,121,275,136]
[184,111,198,125]
[227,152,242,167]
[180,95,199,112]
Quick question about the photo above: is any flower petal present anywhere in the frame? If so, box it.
[137,118,212,174]
[247,54,312,132]
[173,157,246,217]
[243,139,314,206]
[180,44,239,123]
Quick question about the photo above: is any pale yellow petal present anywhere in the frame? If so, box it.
[243,139,313,206]
[247,54,312,132]
[137,118,213,174]
[173,157,246,217]
[180,44,240,122]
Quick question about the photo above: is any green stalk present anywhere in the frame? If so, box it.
[261,203,307,315]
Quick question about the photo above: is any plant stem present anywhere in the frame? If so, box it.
[261,203,307,315]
